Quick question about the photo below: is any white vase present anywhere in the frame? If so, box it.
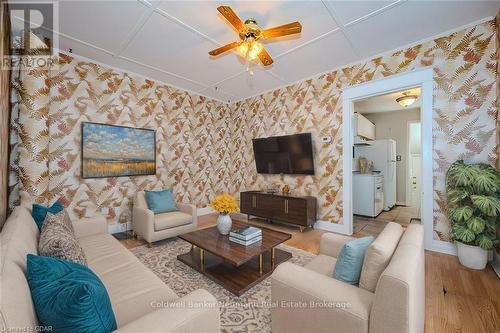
[456,242,488,270]
[217,214,232,235]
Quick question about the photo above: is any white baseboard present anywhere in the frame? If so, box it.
[427,239,457,256]
[314,220,352,235]
[108,222,131,234]
[197,206,215,216]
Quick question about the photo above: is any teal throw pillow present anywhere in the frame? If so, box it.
[27,254,117,333]
[333,236,374,285]
[145,189,178,214]
[32,201,64,231]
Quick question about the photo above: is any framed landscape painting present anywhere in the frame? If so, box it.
[81,122,156,178]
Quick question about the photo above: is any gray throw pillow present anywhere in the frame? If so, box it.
[38,210,87,266]
[49,208,75,233]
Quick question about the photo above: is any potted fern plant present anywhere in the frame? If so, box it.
[446,160,500,269]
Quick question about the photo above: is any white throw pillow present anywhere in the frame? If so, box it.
[359,222,404,292]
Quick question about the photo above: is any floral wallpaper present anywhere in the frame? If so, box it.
[9,20,498,241]
[228,20,498,241]
[10,53,232,223]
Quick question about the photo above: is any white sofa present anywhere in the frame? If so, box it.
[270,222,425,333]
[133,191,197,245]
[0,206,220,333]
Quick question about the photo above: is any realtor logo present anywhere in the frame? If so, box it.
[2,1,59,69]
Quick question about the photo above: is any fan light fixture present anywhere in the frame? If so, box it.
[238,40,264,60]
[208,6,302,66]
[396,92,418,107]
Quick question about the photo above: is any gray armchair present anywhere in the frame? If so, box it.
[133,191,197,246]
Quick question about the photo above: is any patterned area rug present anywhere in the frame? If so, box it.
[131,238,315,333]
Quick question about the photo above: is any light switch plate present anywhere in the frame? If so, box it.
[321,136,332,143]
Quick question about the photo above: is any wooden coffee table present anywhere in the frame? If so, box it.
[178,220,292,296]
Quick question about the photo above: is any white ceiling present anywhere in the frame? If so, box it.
[17,0,500,103]
[355,87,421,113]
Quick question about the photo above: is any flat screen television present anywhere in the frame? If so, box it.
[252,133,314,175]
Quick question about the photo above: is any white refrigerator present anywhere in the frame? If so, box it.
[356,139,397,210]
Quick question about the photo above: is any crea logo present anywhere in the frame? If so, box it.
[2,1,59,70]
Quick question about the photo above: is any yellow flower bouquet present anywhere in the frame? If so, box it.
[209,193,240,215]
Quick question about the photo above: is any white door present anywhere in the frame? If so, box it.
[409,154,421,207]
[407,122,421,208]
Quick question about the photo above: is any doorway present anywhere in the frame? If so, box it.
[314,67,456,255]
[351,88,422,237]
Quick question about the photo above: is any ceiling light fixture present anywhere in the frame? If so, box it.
[247,41,263,60]
[396,92,418,107]
[237,39,264,61]
[208,6,302,67]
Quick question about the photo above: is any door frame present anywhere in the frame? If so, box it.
[315,67,456,255]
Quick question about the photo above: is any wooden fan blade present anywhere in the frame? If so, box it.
[258,47,273,66]
[208,41,241,56]
[217,6,245,32]
[262,21,302,39]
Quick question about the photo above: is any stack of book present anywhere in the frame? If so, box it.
[229,226,262,246]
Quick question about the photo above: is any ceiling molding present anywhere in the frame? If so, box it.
[137,0,153,8]
[321,1,362,58]
[343,0,406,28]
[114,2,157,56]
[198,86,241,102]
[53,49,231,104]
[115,54,209,89]
[55,30,115,56]
[207,70,247,97]
[154,7,221,47]
[262,68,287,84]
[274,27,342,60]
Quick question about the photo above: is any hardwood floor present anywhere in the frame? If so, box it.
[425,251,500,332]
[353,205,422,236]
[120,213,500,333]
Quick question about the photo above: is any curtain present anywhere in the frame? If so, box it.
[0,0,11,228]
[7,23,52,218]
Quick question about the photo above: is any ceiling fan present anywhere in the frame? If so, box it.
[208,5,302,66]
